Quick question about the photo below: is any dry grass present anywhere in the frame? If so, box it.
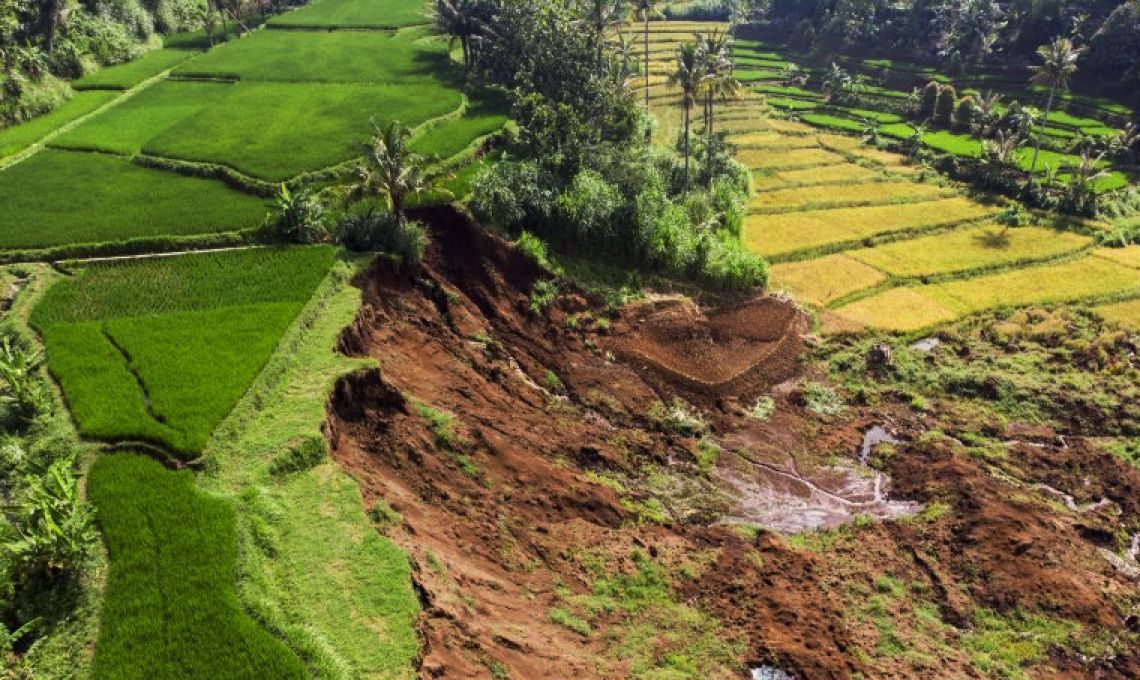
[744,197,993,257]
[845,146,912,167]
[739,147,843,170]
[749,180,952,212]
[824,288,958,333]
[765,118,816,134]
[1094,246,1140,270]
[848,225,1092,277]
[770,254,886,306]
[730,133,817,150]
[815,134,864,151]
[1094,297,1140,330]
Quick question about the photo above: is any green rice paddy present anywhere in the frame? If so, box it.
[0,90,119,159]
[0,150,267,251]
[88,453,307,680]
[268,0,430,29]
[32,246,335,456]
[74,49,199,90]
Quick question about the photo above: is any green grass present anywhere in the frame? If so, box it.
[175,28,449,84]
[0,149,267,251]
[201,257,421,677]
[753,84,820,99]
[0,90,119,159]
[800,113,865,133]
[88,453,306,680]
[962,608,1078,680]
[32,247,335,456]
[835,107,903,123]
[269,0,430,29]
[923,131,983,158]
[766,97,820,111]
[74,49,199,90]
[52,81,231,156]
[143,81,462,180]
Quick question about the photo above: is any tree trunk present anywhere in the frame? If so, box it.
[644,19,649,109]
[44,0,60,54]
[1029,87,1054,174]
[683,100,691,194]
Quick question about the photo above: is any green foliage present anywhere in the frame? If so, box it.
[0,334,48,427]
[413,400,460,450]
[543,369,564,393]
[918,81,940,120]
[333,206,428,268]
[410,98,508,161]
[0,150,267,251]
[549,607,592,636]
[32,247,334,457]
[529,279,558,315]
[934,84,956,128]
[271,184,326,244]
[802,381,846,416]
[1,454,93,583]
[963,608,1078,680]
[87,453,306,680]
[268,436,327,477]
[648,398,708,437]
[747,395,775,421]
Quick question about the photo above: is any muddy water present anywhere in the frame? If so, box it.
[718,426,921,534]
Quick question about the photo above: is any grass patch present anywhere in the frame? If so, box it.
[962,608,1078,680]
[176,28,449,84]
[32,247,334,457]
[269,0,430,29]
[744,197,993,258]
[143,81,462,180]
[410,94,508,160]
[0,149,267,251]
[770,254,887,306]
[0,90,119,159]
[847,225,1092,277]
[74,49,199,90]
[88,453,306,679]
[765,97,820,111]
[800,113,865,133]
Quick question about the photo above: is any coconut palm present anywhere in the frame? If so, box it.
[1028,36,1086,173]
[696,30,739,136]
[630,0,659,109]
[433,0,481,71]
[820,62,852,103]
[348,120,427,222]
[667,42,703,192]
[1062,151,1108,214]
[974,89,1002,136]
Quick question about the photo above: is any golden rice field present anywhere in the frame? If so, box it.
[744,197,993,258]
[845,225,1093,277]
[749,181,953,213]
[639,20,1140,334]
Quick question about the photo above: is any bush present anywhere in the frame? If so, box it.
[918,81,941,120]
[270,184,326,244]
[956,96,977,132]
[555,170,623,250]
[935,85,957,129]
[269,436,327,476]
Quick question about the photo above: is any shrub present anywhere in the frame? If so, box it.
[333,207,428,268]
[918,81,941,120]
[935,85,957,129]
[555,170,622,250]
[269,436,327,477]
[802,382,846,416]
[0,335,48,428]
[955,96,977,132]
[270,184,326,244]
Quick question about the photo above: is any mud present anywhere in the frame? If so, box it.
[325,207,1140,679]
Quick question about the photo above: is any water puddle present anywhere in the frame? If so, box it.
[751,667,795,680]
[718,425,921,534]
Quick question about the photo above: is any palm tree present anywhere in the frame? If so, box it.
[580,0,625,62]
[348,121,427,222]
[974,89,1002,136]
[667,42,703,192]
[696,30,739,136]
[630,0,658,109]
[1063,151,1108,213]
[433,0,481,71]
[1028,36,1086,173]
[820,62,852,103]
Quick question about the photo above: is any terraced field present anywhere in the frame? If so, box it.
[0,5,503,254]
[637,20,1140,334]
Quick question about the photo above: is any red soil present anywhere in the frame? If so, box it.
[325,207,1140,679]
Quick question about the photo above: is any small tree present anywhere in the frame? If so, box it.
[347,120,427,222]
[2,456,94,582]
[0,336,46,428]
[270,184,326,243]
[917,80,940,120]
[934,84,957,128]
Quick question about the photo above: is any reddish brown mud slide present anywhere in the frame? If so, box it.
[324,206,1140,679]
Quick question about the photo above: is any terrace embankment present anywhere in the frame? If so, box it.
[326,207,1140,678]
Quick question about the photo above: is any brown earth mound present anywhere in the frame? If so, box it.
[325,206,1140,679]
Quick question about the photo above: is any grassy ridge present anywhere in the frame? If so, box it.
[0,150,267,250]
[32,247,335,456]
[88,453,306,680]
